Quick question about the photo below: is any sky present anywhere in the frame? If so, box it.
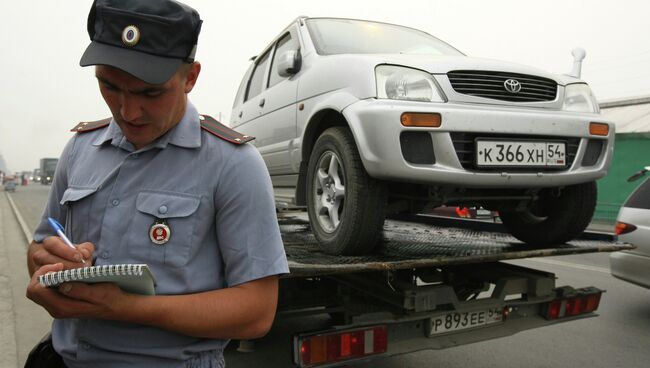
[1,0,649,173]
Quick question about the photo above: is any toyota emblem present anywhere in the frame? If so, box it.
[503,79,522,93]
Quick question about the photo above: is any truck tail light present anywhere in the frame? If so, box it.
[542,287,602,320]
[296,326,387,367]
[615,221,637,235]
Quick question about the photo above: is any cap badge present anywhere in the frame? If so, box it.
[149,219,171,245]
[122,25,141,47]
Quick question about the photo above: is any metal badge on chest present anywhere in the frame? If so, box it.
[149,218,171,245]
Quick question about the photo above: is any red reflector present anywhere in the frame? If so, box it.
[301,340,311,365]
[298,326,388,367]
[566,297,584,316]
[584,293,601,312]
[340,334,351,357]
[615,221,637,235]
[543,289,602,320]
[326,335,338,362]
[374,327,388,354]
[547,299,562,320]
[351,331,364,356]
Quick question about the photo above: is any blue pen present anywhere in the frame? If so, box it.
[47,217,85,264]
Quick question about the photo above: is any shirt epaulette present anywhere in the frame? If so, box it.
[199,114,255,144]
[70,118,111,133]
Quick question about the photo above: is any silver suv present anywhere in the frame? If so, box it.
[231,17,614,255]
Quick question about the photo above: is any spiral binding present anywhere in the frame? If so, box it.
[39,264,145,287]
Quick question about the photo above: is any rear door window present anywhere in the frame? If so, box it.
[245,50,271,101]
[625,178,650,209]
[233,64,253,108]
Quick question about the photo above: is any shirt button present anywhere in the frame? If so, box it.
[101,251,110,259]
[158,205,168,214]
[82,343,91,350]
[132,153,139,158]
[112,199,120,206]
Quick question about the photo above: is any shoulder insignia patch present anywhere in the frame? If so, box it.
[70,117,111,133]
[199,114,255,144]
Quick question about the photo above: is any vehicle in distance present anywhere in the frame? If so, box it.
[610,166,650,288]
[230,17,614,255]
[3,175,17,192]
[39,158,58,185]
[32,168,41,183]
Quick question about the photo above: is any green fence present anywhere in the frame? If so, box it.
[594,133,650,222]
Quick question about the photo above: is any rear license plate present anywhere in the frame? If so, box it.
[429,308,503,336]
[476,140,566,167]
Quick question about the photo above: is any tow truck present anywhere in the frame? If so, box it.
[225,213,632,367]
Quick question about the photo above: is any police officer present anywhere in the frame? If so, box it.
[25,1,289,367]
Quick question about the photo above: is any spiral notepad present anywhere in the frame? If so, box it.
[39,264,156,295]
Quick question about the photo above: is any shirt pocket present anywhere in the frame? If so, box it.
[59,187,99,243]
[127,191,201,268]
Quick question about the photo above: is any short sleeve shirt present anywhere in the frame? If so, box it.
[33,102,289,368]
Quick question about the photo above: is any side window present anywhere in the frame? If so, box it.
[233,64,254,108]
[245,50,271,101]
[625,178,650,210]
[268,33,298,88]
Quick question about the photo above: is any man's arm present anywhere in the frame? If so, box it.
[27,267,279,340]
[131,275,280,339]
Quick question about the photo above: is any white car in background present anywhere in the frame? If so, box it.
[231,17,614,255]
[610,167,650,288]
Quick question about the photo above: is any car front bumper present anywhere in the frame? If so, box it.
[342,99,614,188]
[610,251,650,289]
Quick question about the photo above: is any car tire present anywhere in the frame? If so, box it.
[306,127,387,255]
[499,181,597,245]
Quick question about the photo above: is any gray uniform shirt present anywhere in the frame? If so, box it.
[33,102,289,368]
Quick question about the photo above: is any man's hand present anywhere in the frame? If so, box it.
[26,263,131,320]
[28,238,94,276]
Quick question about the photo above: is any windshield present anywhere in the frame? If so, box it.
[306,18,463,56]
[43,159,58,171]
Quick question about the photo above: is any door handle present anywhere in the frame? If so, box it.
[259,98,265,107]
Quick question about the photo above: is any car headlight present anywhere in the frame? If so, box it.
[562,83,599,113]
[376,65,445,102]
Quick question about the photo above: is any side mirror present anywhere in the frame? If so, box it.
[627,166,650,182]
[277,49,302,78]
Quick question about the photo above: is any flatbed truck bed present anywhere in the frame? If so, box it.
[280,213,632,277]
[226,214,633,367]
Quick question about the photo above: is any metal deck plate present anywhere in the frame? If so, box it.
[279,214,634,277]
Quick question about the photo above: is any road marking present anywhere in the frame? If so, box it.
[4,192,32,245]
[517,257,610,274]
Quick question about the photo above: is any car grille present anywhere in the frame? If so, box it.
[447,70,558,102]
[450,132,580,172]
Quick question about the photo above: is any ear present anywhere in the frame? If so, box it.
[184,62,201,93]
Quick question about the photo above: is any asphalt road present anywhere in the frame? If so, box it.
[3,184,650,367]
[1,184,53,368]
